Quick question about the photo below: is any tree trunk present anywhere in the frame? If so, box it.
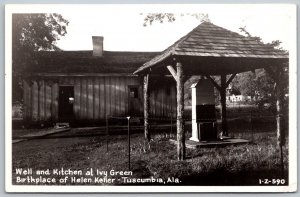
[220,74,228,136]
[143,74,150,142]
[176,62,185,160]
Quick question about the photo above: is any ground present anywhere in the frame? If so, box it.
[12,105,289,186]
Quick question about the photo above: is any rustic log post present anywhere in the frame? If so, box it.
[265,66,286,175]
[176,62,185,160]
[265,66,286,148]
[275,82,285,148]
[276,76,285,176]
[220,74,228,136]
[143,74,150,142]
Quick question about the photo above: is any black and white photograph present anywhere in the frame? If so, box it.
[5,4,297,192]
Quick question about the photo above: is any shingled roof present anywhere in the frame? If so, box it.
[134,21,288,74]
[29,50,159,74]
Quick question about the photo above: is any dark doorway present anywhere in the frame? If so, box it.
[128,85,142,116]
[58,86,74,121]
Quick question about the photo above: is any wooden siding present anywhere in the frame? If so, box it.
[23,76,175,122]
[149,82,176,119]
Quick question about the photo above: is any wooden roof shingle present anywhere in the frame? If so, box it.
[27,50,159,74]
[134,21,288,74]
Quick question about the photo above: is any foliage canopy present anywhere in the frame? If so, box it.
[12,13,69,102]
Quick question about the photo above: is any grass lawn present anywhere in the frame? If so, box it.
[12,116,288,186]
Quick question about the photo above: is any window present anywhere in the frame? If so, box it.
[129,87,138,98]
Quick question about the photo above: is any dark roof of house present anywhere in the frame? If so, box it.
[30,50,160,74]
[134,21,288,74]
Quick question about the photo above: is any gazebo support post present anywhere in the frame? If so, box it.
[143,74,150,142]
[220,74,228,136]
[176,62,185,160]
[167,63,185,160]
[206,74,236,137]
[275,79,285,175]
[265,67,286,148]
[265,66,286,176]
[275,82,285,147]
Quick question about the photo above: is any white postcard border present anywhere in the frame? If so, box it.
[5,4,297,193]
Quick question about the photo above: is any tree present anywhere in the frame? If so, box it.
[12,14,69,103]
[231,69,274,99]
[142,13,210,26]
[231,27,288,108]
[239,26,286,51]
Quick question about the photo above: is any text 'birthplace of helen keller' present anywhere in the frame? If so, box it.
[15,168,181,185]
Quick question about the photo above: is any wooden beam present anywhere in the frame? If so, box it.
[226,73,237,87]
[176,62,185,161]
[143,74,150,142]
[205,75,221,91]
[167,65,178,82]
[220,74,228,136]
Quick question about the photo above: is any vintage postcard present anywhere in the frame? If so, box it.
[5,4,297,192]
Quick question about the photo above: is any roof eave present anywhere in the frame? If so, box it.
[133,53,289,75]
[133,52,173,75]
